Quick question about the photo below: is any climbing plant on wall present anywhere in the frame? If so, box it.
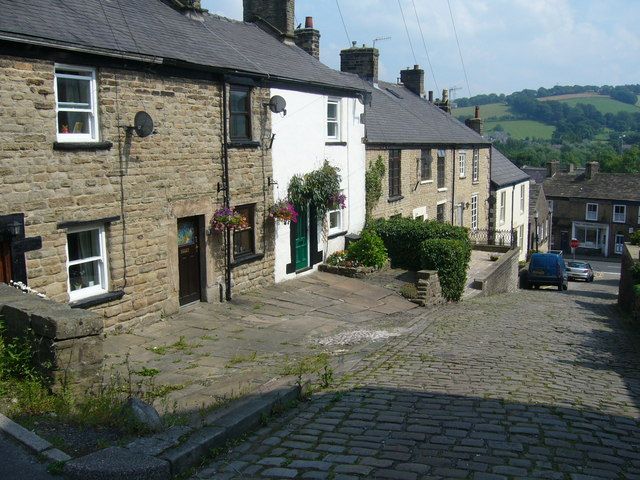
[365,155,386,220]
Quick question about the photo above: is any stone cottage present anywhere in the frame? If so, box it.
[338,46,492,231]
[0,0,364,329]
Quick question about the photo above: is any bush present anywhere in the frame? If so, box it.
[631,262,640,283]
[420,238,472,302]
[630,230,640,246]
[346,230,388,268]
[368,217,469,269]
[325,250,349,266]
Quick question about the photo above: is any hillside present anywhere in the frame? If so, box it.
[454,103,554,140]
[540,94,640,114]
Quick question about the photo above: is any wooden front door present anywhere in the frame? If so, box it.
[178,217,201,306]
[0,240,12,283]
[294,206,309,271]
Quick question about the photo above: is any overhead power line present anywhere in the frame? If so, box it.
[446,0,471,98]
[411,0,439,94]
[398,0,417,65]
[335,0,351,46]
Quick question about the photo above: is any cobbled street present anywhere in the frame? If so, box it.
[193,277,640,480]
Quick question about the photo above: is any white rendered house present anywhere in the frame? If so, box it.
[270,88,366,282]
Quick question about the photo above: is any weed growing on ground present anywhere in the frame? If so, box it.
[225,351,258,367]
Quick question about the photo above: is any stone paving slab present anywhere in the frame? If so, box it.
[192,276,640,479]
[104,272,420,416]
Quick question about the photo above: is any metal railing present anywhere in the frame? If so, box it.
[468,228,517,248]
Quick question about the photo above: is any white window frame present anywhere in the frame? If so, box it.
[327,190,344,236]
[638,208,640,225]
[66,225,108,301]
[327,97,340,140]
[585,203,598,221]
[470,194,478,230]
[613,204,626,223]
[472,149,479,183]
[54,64,99,143]
[499,191,506,225]
[458,151,466,178]
[615,234,625,254]
[520,184,525,213]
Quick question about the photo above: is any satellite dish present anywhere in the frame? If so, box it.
[133,111,154,138]
[268,95,287,114]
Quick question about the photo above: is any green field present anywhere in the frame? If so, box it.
[454,103,511,120]
[557,96,640,114]
[485,120,555,140]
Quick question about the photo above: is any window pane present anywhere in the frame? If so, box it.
[327,121,337,137]
[69,260,100,291]
[57,77,90,106]
[231,115,249,139]
[58,111,90,134]
[230,90,248,113]
[68,229,100,261]
[234,230,253,256]
[329,211,340,230]
[327,102,338,120]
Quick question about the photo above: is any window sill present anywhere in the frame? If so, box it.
[472,180,479,185]
[437,188,448,192]
[459,176,466,179]
[227,140,261,149]
[420,180,433,185]
[70,290,124,309]
[328,229,348,240]
[325,141,347,146]
[53,141,113,151]
[231,252,264,267]
[388,195,404,203]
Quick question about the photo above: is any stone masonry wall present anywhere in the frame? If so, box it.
[0,54,274,330]
[366,146,490,230]
[473,247,519,297]
[619,243,640,321]
[0,283,103,390]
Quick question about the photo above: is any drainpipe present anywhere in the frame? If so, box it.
[222,80,232,301]
[451,147,456,224]
[510,186,515,248]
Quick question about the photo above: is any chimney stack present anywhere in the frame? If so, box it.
[400,65,425,98]
[585,161,599,180]
[243,0,295,42]
[546,160,559,178]
[464,106,484,136]
[428,91,433,102]
[436,89,451,113]
[294,16,320,59]
[340,43,380,83]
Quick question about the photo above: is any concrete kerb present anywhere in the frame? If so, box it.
[0,412,71,463]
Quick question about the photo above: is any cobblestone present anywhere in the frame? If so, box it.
[192,279,640,478]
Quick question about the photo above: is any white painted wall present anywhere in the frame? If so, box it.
[270,88,366,283]
[495,180,530,261]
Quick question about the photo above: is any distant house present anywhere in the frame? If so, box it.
[544,161,640,257]
[0,0,365,329]
[338,47,492,230]
[490,147,530,260]
[527,183,551,254]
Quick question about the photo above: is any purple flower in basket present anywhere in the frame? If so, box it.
[330,193,347,209]
[269,200,298,224]
[211,207,249,232]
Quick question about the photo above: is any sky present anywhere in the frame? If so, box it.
[201,0,640,99]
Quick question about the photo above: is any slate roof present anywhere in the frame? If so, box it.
[522,166,547,185]
[491,147,530,188]
[0,0,365,94]
[364,81,490,146]
[544,172,640,202]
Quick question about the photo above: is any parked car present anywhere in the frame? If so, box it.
[527,253,568,291]
[566,261,594,282]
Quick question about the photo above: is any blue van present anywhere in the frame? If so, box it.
[527,253,568,291]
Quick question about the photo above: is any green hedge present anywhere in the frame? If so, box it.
[368,217,469,269]
[631,231,640,246]
[346,230,388,268]
[420,238,472,302]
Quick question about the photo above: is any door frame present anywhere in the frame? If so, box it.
[286,204,323,274]
[177,215,206,306]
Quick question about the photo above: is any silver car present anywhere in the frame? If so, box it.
[566,261,594,282]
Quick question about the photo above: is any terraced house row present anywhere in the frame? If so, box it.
[0,0,525,329]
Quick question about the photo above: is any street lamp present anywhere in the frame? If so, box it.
[534,210,539,252]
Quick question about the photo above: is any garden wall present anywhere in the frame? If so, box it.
[0,283,103,390]
[618,243,640,322]
[472,247,519,297]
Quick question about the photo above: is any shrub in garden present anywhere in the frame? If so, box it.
[631,230,640,246]
[346,230,388,268]
[420,238,471,302]
[369,217,468,269]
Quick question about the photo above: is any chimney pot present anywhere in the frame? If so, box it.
[428,90,433,102]
[295,15,320,59]
[305,16,313,28]
[414,64,419,70]
[475,106,480,119]
[465,106,484,135]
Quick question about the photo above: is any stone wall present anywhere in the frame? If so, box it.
[412,270,444,306]
[0,54,274,330]
[473,247,519,297]
[366,146,490,230]
[619,243,640,321]
[0,283,103,390]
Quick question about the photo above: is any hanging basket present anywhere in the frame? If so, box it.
[211,207,248,233]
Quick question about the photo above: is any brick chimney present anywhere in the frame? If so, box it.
[170,0,204,13]
[436,89,451,113]
[465,106,484,136]
[585,161,599,180]
[400,65,425,98]
[294,16,320,59]
[546,160,559,178]
[340,42,380,83]
[243,0,295,42]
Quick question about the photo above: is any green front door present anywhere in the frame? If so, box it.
[294,206,309,271]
